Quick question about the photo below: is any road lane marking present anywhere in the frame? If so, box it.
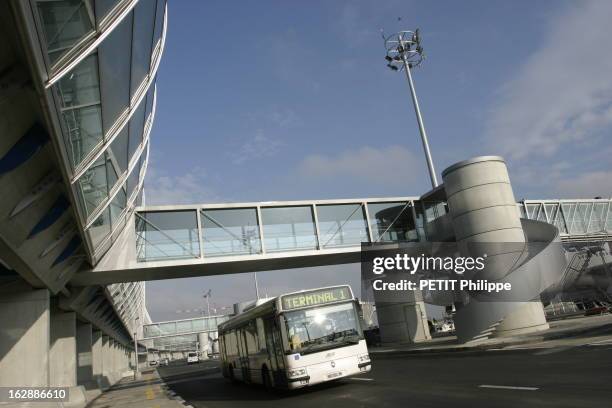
[588,338,612,345]
[348,377,374,381]
[479,385,538,391]
[533,346,573,355]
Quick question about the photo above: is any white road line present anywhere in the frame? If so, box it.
[533,346,573,356]
[348,377,374,381]
[479,385,539,391]
[589,338,612,345]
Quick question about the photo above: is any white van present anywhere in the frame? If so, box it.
[187,351,199,364]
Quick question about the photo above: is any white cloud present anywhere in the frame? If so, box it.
[555,170,612,199]
[297,145,418,186]
[143,162,222,205]
[485,1,612,161]
[230,129,284,165]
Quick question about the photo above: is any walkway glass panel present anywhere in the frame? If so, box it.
[261,206,318,252]
[316,203,369,248]
[201,208,261,257]
[367,201,418,242]
[136,210,200,261]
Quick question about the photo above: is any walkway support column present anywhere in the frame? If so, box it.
[0,285,50,387]
[49,309,77,387]
[198,332,209,359]
[76,323,93,386]
[442,156,549,342]
[374,288,431,344]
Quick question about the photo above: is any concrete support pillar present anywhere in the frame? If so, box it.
[442,156,549,342]
[374,288,431,344]
[198,332,209,359]
[0,286,50,387]
[76,323,93,386]
[49,309,77,387]
[92,330,106,388]
[102,336,112,383]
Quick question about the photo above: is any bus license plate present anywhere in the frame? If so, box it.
[327,371,343,379]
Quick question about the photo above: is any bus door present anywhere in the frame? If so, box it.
[237,328,251,382]
[264,317,286,386]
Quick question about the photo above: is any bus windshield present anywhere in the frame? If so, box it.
[283,302,362,354]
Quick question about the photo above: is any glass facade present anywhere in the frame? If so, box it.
[30,0,167,261]
[36,0,95,64]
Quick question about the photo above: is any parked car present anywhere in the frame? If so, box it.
[187,351,199,364]
[159,358,169,366]
[149,360,158,367]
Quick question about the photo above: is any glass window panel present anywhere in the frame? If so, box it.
[176,320,193,334]
[135,210,200,261]
[158,322,176,336]
[127,158,142,201]
[108,127,129,175]
[130,0,157,97]
[423,201,448,223]
[316,204,369,248]
[574,203,591,234]
[536,205,547,222]
[261,206,317,252]
[78,154,108,216]
[145,85,155,120]
[526,204,539,219]
[98,12,132,134]
[128,101,146,163]
[201,208,261,257]
[553,206,568,234]
[109,185,127,229]
[56,54,102,167]
[368,202,417,243]
[94,0,120,26]
[588,203,606,233]
[192,319,205,331]
[606,203,612,232]
[151,0,165,54]
[37,0,94,64]
[88,206,110,248]
[518,204,526,219]
[544,204,558,223]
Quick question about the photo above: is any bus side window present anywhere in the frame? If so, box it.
[256,318,267,352]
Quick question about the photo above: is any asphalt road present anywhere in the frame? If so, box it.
[157,344,612,408]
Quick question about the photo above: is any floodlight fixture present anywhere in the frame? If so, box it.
[382,28,438,188]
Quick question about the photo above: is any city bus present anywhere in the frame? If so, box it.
[218,285,371,389]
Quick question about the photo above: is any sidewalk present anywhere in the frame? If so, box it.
[370,313,612,355]
[86,370,183,408]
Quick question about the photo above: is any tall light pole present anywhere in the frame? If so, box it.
[253,272,260,300]
[203,290,211,317]
[133,316,139,380]
[383,29,438,188]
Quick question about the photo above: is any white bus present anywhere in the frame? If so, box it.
[218,285,371,390]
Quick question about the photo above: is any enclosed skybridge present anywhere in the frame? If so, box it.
[69,196,612,286]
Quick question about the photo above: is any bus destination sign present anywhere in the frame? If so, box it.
[281,287,351,310]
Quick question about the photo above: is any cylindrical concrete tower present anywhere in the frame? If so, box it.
[442,156,548,341]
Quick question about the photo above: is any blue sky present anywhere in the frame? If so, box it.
[145,1,612,321]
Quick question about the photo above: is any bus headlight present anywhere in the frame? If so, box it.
[287,368,307,378]
[358,354,370,363]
